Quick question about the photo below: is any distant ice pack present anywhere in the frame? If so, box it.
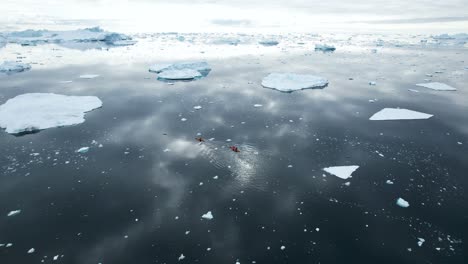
[369,108,433,121]
[262,73,328,92]
[323,165,360,179]
[0,61,31,73]
[2,27,136,48]
[415,82,457,91]
[149,61,211,81]
[0,93,102,134]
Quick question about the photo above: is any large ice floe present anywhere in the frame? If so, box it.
[2,27,135,49]
[323,166,360,179]
[149,61,211,81]
[370,108,433,121]
[261,73,328,92]
[0,93,102,134]
[0,61,31,73]
[415,82,457,91]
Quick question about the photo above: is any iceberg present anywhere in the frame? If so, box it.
[79,74,100,79]
[27,248,35,254]
[370,108,433,120]
[201,211,213,220]
[396,198,409,208]
[149,61,211,81]
[323,165,359,179]
[259,40,279,46]
[262,73,328,92]
[0,61,31,73]
[0,93,102,134]
[76,147,90,153]
[7,210,21,217]
[415,82,457,91]
[3,27,136,49]
[315,44,336,52]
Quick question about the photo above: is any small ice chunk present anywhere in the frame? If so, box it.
[417,238,425,247]
[396,198,410,208]
[53,255,59,260]
[369,108,433,121]
[79,74,99,79]
[253,104,263,108]
[369,81,377,86]
[0,61,31,73]
[386,180,394,184]
[315,44,336,51]
[7,210,21,217]
[0,93,102,134]
[76,147,90,153]
[201,211,213,220]
[178,254,185,261]
[158,69,202,80]
[323,165,359,179]
[280,245,286,250]
[415,82,457,91]
[27,248,35,254]
[262,73,328,92]
[149,61,211,75]
[193,105,202,110]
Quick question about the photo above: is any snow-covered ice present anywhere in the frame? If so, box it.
[323,165,360,179]
[201,211,213,220]
[415,82,457,91]
[369,108,433,121]
[157,69,202,80]
[396,198,410,208]
[0,61,31,73]
[149,61,211,81]
[79,74,99,79]
[261,73,328,92]
[0,93,102,134]
[7,210,21,217]
[76,147,90,153]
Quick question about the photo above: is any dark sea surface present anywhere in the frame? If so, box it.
[0,38,467,263]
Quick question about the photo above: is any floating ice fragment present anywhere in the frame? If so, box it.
[315,44,336,51]
[27,248,35,254]
[369,108,433,121]
[149,61,211,79]
[280,246,285,250]
[202,211,213,220]
[53,255,59,260]
[415,82,457,91]
[369,81,377,86]
[262,73,328,92]
[408,89,419,93]
[417,238,425,247]
[193,105,202,110]
[0,61,31,73]
[178,254,185,261]
[7,210,21,217]
[0,93,102,134]
[259,40,279,46]
[396,198,410,208]
[386,180,394,184]
[76,147,90,153]
[323,166,359,179]
[158,69,202,80]
[79,74,99,79]
[253,104,263,108]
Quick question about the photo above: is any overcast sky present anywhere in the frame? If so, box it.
[1,0,467,33]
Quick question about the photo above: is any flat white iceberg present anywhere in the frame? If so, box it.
[76,147,90,153]
[323,165,359,179]
[415,82,457,91]
[27,248,35,254]
[158,69,202,80]
[315,44,336,51]
[0,61,31,73]
[396,198,409,208]
[370,108,433,121]
[0,93,102,134]
[262,73,328,92]
[7,210,21,216]
[79,74,99,79]
[201,211,213,220]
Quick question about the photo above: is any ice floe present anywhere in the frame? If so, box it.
[149,61,211,81]
[323,166,359,180]
[261,73,328,92]
[79,74,100,79]
[369,108,433,121]
[0,93,102,134]
[415,82,457,91]
[27,248,35,254]
[0,61,31,73]
[259,40,279,46]
[201,211,213,220]
[3,27,135,48]
[76,147,90,153]
[396,198,410,208]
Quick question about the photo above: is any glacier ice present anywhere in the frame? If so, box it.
[0,93,102,134]
[370,108,433,120]
[262,73,328,92]
[0,61,31,73]
[415,82,457,91]
[323,166,360,179]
